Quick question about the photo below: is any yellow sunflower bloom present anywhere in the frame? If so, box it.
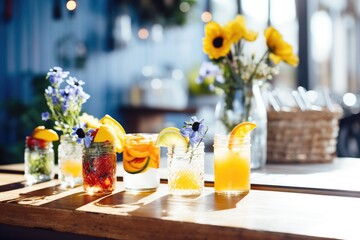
[203,22,232,60]
[265,26,299,67]
[225,15,258,43]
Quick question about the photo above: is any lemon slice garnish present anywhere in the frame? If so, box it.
[156,127,188,147]
[99,114,126,153]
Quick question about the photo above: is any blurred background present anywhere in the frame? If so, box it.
[1,0,360,164]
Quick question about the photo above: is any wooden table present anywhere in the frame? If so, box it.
[1,157,360,239]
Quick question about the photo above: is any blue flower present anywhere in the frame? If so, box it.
[42,66,90,135]
[67,76,85,88]
[180,116,207,148]
[45,86,54,96]
[41,112,50,121]
[72,124,94,148]
[47,67,69,86]
[196,62,221,84]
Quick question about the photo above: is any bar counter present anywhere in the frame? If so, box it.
[1,157,360,239]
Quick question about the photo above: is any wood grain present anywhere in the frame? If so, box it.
[1,176,360,239]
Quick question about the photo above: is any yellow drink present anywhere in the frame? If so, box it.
[167,143,204,196]
[168,169,201,191]
[214,134,251,194]
[61,160,82,177]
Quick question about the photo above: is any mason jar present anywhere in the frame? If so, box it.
[167,143,205,196]
[122,134,160,192]
[82,141,117,195]
[58,135,83,188]
[213,134,251,195]
[24,136,55,185]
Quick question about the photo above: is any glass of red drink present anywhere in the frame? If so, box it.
[82,141,117,195]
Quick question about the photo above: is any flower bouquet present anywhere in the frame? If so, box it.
[198,15,298,168]
[42,67,90,135]
[41,66,90,187]
[198,15,298,133]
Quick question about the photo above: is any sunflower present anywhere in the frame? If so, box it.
[225,15,258,43]
[265,26,299,67]
[203,22,232,60]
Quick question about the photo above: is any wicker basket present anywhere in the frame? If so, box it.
[267,108,343,163]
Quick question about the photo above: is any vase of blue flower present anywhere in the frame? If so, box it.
[41,67,90,188]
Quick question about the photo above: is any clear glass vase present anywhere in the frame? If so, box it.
[215,81,267,169]
[167,143,204,196]
[58,135,83,188]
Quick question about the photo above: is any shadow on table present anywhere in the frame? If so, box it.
[0,181,27,193]
[4,184,67,205]
[129,192,249,218]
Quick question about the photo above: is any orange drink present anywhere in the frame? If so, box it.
[213,134,251,194]
[213,122,256,194]
[123,134,160,192]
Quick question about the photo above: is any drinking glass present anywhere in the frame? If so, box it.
[82,141,117,195]
[122,134,160,192]
[24,136,55,185]
[213,134,251,194]
[167,143,204,196]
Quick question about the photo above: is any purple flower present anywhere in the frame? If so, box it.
[180,116,207,147]
[41,112,50,121]
[60,86,74,99]
[66,76,85,88]
[46,67,69,86]
[72,124,94,148]
[62,99,70,113]
[42,66,90,135]
[45,86,54,96]
[196,62,221,83]
[78,91,90,104]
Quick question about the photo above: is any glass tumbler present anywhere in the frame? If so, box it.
[24,136,55,185]
[82,141,117,195]
[167,143,204,196]
[58,135,83,188]
[213,134,251,195]
[122,134,160,192]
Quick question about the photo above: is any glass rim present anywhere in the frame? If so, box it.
[167,142,205,150]
[214,133,251,140]
[126,133,158,138]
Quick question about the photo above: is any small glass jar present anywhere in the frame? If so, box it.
[82,141,117,195]
[24,136,55,185]
[58,135,83,188]
[122,134,160,192]
[167,143,204,196]
[213,134,251,195]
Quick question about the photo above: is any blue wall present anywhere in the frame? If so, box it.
[0,0,206,163]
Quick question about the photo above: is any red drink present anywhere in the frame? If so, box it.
[82,141,117,195]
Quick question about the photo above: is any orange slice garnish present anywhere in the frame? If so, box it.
[228,122,256,148]
[32,127,59,141]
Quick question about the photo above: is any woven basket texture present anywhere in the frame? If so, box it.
[267,108,343,163]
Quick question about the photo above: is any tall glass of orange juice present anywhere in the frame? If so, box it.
[122,134,160,192]
[213,134,251,194]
